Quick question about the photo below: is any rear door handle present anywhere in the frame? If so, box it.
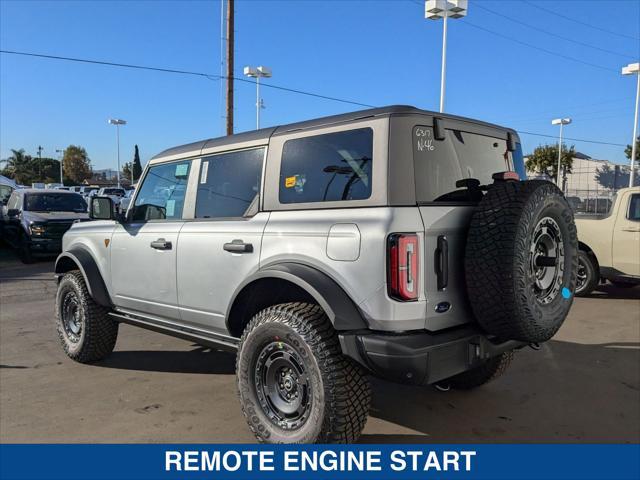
[150,238,172,250]
[435,235,449,291]
[622,228,640,232]
[223,239,253,253]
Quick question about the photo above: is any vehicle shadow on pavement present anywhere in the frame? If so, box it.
[361,339,640,443]
[95,346,236,375]
[0,247,56,280]
[588,284,640,300]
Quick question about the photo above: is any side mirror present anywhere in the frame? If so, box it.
[90,197,116,221]
[7,208,19,217]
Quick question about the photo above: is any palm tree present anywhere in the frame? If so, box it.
[1,149,36,184]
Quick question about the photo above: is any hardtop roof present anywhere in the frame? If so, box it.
[151,105,517,163]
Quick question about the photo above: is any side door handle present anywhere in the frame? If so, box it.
[150,238,172,250]
[223,239,253,253]
[622,227,640,232]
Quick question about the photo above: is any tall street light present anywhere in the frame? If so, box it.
[55,149,65,186]
[552,118,572,189]
[425,0,468,113]
[622,62,639,187]
[243,66,272,129]
[108,118,127,188]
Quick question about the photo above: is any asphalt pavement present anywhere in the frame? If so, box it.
[1,246,638,443]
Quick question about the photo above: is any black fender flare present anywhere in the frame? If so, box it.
[54,247,112,307]
[226,262,368,331]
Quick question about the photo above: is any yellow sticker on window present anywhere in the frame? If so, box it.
[285,176,296,188]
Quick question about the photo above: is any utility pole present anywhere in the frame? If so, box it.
[225,0,234,136]
[56,149,65,186]
[219,0,226,135]
[36,145,43,180]
[622,63,639,187]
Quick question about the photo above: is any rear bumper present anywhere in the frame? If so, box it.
[339,326,525,386]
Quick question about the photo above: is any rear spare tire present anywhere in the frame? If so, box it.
[465,180,577,343]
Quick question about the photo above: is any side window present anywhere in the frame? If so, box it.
[628,194,640,221]
[279,128,373,204]
[7,192,19,210]
[195,148,264,218]
[132,161,191,221]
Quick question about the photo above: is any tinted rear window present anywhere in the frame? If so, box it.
[413,126,512,202]
[279,128,373,204]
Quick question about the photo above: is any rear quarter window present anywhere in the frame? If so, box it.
[279,128,373,204]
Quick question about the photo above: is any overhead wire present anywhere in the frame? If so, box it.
[522,0,640,42]
[0,49,629,148]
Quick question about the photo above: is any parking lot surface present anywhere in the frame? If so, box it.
[1,247,639,443]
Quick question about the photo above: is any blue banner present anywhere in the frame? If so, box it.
[1,444,638,480]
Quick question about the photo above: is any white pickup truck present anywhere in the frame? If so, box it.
[575,186,640,295]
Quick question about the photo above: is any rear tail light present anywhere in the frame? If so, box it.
[387,233,419,301]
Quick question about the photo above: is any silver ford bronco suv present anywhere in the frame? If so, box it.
[54,106,577,443]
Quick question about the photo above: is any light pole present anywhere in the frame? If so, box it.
[425,0,468,113]
[108,119,127,188]
[55,149,65,186]
[243,66,272,129]
[552,118,572,189]
[622,62,639,188]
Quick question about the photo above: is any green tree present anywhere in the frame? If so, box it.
[525,143,575,180]
[122,162,132,181]
[595,164,630,189]
[62,145,92,183]
[132,145,142,182]
[624,136,639,161]
[0,149,34,184]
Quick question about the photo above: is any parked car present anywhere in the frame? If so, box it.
[117,188,135,215]
[3,189,88,262]
[79,186,99,201]
[0,175,17,240]
[575,186,640,295]
[53,105,577,444]
[96,187,126,209]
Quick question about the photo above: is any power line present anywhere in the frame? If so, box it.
[406,0,618,73]
[459,20,618,73]
[474,3,636,60]
[518,131,626,147]
[0,49,628,148]
[522,0,640,42]
[0,49,376,108]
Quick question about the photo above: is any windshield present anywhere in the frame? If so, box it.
[25,193,87,212]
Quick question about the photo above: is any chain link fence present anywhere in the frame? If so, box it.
[530,159,639,216]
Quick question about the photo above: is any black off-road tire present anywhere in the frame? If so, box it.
[465,180,578,343]
[236,302,371,444]
[445,352,514,390]
[55,270,118,363]
[575,250,599,297]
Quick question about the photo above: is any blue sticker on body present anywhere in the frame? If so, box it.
[562,287,571,299]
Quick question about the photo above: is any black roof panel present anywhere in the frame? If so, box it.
[152,105,516,161]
